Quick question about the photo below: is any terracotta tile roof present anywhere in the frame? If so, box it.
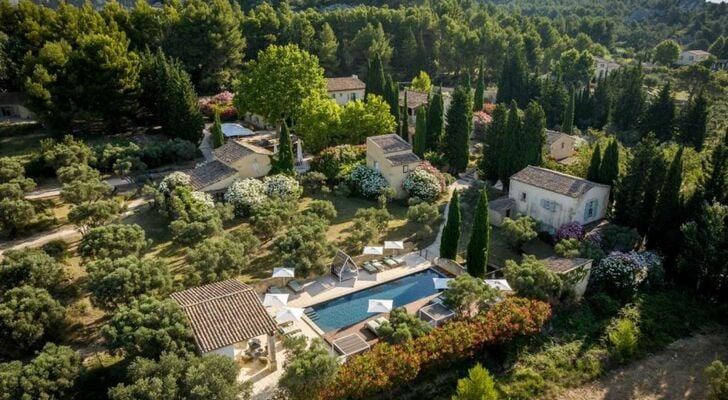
[170,279,277,353]
[185,160,237,190]
[327,76,365,92]
[385,152,420,166]
[510,166,608,198]
[368,134,411,154]
[213,140,253,165]
[542,257,592,274]
[545,130,577,146]
[400,90,429,109]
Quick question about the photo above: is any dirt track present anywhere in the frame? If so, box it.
[559,330,728,400]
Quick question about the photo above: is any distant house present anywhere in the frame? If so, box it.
[327,75,366,106]
[545,130,578,163]
[366,134,421,199]
[0,92,35,121]
[186,131,303,192]
[170,279,278,367]
[677,50,712,66]
[508,166,611,232]
[594,57,620,79]
[542,257,592,300]
[399,86,454,125]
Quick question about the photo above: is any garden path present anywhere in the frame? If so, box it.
[199,123,214,162]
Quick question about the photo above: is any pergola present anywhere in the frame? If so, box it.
[330,249,358,282]
[170,279,279,371]
[418,303,455,327]
[332,333,370,357]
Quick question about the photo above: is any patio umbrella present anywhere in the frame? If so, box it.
[263,293,289,308]
[384,240,405,256]
[485,279,513,292]
[276,307,305,323]
[272,267,295,278]
[367,299,394,313]
[433,278,453,290]
[362,246,384,256]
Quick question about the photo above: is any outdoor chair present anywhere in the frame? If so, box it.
[361,262,379,274]
[287,280,304,293]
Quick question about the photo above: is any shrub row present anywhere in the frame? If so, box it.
[321,297,552,400]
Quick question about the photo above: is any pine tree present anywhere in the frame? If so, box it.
[211,111,224,148]
[400,90,409,141]
[612,63,645,131]
[678,90,709,151]
[587,143,602,182]
[523,101,546,166]
[413,106,427,157]
[161,57,204,144]
[562,87,575,134]
[426,88,444,152]
[613,135,660,229]
[499,101,523,191]
[599,139,619,186]
[443,86,472,173]
[316,23,339,74]
[497,43,528,107]
[440,190,461,260]
[271,122,295,175]
[647,147,684,255]
[641,82,675,142]
[481,103,507,182]
[365,53,386,98]
[592,74,611,129]
[474,59,485,111]
[466,189,490,278]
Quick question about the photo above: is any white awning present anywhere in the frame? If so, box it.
[367,299,393,313]
[272,267,295,278]
[275,307,305,323]
[362,246,384,255]
[433,278,453,290]
[263,293,289,308]
[384,241,405,250]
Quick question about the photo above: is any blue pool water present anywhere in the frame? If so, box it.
[307,269,445,332]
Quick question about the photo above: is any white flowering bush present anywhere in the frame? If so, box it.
[158,171,191,194]
[403,168,443,202]
[263,174,302,201]
[348,164,388,199]
[190,191,215,209]
[225,178,266,216]
[590,251,663,299]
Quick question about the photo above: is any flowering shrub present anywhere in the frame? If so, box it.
[348,165,388,199]
[311,145,366,182]
[473,111,493,141]
[321,298,551,400]
[225,179,266,216]
[555,222,585,242]
[198,91,237,120]
[589,251,663,299]
[158,172,191,194]
[190,191,214,209]
[263,174,302,201]
[402,167,443,202]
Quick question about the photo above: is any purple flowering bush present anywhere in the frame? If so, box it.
[556,222,585,242]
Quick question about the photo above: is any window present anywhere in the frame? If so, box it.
[373,160,380,171]
[584,199,599,220]
[520,192,527,202]
[350,92,357,101]
[331,94,336,99]
[561,142,565,149]
[403,164,409,173]
[540,199,558,212]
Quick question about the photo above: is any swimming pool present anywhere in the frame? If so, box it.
[306,269,445,332]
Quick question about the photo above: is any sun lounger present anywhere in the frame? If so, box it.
[287,280,304,293]
[362,262,379,274]
[382,256,400,268]
[279,325,302,337]
[365,316,388,336]
[371,260,385,271]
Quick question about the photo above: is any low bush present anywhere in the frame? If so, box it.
[305,200,337,222]
[555,222,584,242]
[705,360,728,400]
[377,307,433,344]
[310,145,366,182]
[406,202,439,224]
[607,318,639,363]
[41,239,70,261]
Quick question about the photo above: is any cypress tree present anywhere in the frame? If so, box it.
[426,88,444,151]
[366,53,386,98]
[497,42,528,107]
[574,86,593,130]
[592,74,611,129]
[636,151,666,236]
[474,59,485,111]
[647,147,684,254]
[440,190,461,260]
[613,135,661,231]
[481,103,507,182]
[586,143,602,182]
[499,101,522,191]
[612,63,645,131]
[523,101,546,166]
[413,106,427,157]
[599,140,619,186]
[401,90,409,141]
[211,111,224,148]
[678,90,709,151]
[562,87,575,134]
[271,121,295,175]
[641,82,675,142]
[537,78,568,128]
[695,129,728,206]
[466,189,490,277]
[443,86,472,173]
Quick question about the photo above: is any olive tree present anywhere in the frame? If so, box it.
[86,256,173,310]
[78,224,149,260]
[185,231,258,285]
[0,248,64,293]
[0,286,65,357]
[0,343,81,400]
[504,255,563,301]
[440,274,499,318]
